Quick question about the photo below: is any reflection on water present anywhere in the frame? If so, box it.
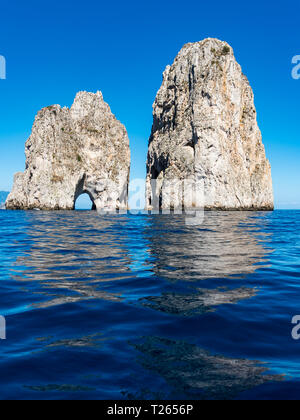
[141,287,257,316]
[36,333,106,349]
[139,212,269,318]
[145,212,272,281]
[11,212,132,308]
[10,212,270,310]
[0,210,296,400]
[131,337,284,400]
[24,384,96,393]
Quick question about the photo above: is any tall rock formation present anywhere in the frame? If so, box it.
[146,38,274,211]
[6,92,130,211]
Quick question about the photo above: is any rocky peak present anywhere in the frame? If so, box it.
[6,91,130,211]
[146,38,274,211]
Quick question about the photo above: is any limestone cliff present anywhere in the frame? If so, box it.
[6,92,130,210]
[146,38,274,210]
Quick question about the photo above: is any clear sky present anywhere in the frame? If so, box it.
[0,0,299,209]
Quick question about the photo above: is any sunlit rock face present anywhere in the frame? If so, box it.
[6,92,130,211]
[146,38,274,211]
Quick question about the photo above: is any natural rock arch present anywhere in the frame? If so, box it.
[74,177,96,210]
[6,92,130,211]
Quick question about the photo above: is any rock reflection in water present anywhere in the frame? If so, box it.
[145,212,272,281]
[131,337,284,400]
[141,287,257,316]
[36,333,105,349]
[24,384,95,393]
[11,212,132,308]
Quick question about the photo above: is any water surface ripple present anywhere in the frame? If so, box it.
[0,210,299,400]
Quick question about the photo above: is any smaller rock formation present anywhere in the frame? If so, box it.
[6,92,130,211]
[146,38,274,211]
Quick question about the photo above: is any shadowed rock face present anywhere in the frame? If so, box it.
[146,38,274,211]
[6,92,130,211]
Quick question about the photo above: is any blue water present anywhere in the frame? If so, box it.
[0,210,300,400]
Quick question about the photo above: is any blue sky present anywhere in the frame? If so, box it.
[0,0,299,209]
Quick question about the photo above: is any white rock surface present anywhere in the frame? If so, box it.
[6,92,130,210]
[146,39,274,210]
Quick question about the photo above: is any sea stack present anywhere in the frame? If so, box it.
[6,92,130,210]
[146,39,274,211]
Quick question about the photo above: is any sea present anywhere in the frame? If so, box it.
[0,210,300,400]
